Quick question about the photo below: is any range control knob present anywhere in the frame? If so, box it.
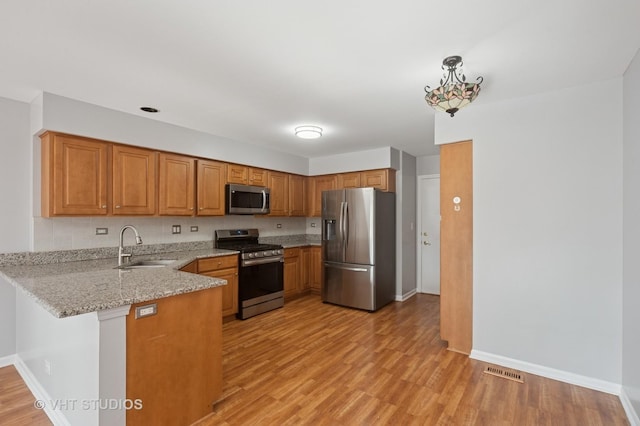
[248,253,254,259]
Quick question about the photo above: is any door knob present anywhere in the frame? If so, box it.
[423,241,431,246]
[423,232,428,236]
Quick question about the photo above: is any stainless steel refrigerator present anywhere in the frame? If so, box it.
[321,187,396,311]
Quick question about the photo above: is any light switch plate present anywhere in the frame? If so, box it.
[96,228,108,235]
[172,225,181,234]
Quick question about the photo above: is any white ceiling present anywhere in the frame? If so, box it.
[1,0,638,158]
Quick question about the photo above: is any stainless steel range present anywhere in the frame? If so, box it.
[215,229,284,319]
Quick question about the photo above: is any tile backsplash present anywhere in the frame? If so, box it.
[34,216,321,252]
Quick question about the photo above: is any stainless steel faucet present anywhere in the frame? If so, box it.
[118,225,143,266]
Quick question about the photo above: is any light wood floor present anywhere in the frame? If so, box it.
[0,365,51,425]
[0,294,629,425]
[195,294,628,425]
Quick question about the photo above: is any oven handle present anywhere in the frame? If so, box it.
[241,255,284,267]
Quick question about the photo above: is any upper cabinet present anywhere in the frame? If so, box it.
[41,131,396,218]
[267,171,289,216]
[227,164,267,186]
[337,172,361,189]
[197,160,226,216]
[360,169,396,192]
[158,153,195,216]
[41,132,109,216]
[309,175,338,217]
[288,174,306,217]
[112,144,157,215]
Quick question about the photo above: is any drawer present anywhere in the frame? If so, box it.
[198,255,238,272]
[284,247,300,258]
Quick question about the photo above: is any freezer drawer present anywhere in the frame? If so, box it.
[322,261,375,311]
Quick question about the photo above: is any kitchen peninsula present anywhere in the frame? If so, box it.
[0,246,234,426]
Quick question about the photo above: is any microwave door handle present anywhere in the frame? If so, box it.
[261,190,267,211]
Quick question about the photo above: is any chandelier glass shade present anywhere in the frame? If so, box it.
[424,56,483,117]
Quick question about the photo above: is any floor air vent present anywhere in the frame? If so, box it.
[483,365,524,383]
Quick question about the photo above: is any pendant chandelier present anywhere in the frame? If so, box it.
[424,55,483,117]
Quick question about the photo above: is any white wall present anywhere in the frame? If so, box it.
[16,290,100,425]
[416,154,440,175]
[435,78,623,384]
[623,49,640,417]
[0,97,31,358]
[397,152,417,297]
[308,146,400,175]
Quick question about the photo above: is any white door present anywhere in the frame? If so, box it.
[417,175,440,294]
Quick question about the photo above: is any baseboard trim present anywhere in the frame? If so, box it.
[0,354,16,368]
[14,355,70,426]
[620,387,640,426]
[470,350,622,395]
[396,289,417,302]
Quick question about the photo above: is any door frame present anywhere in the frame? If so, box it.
[416,173,440,294]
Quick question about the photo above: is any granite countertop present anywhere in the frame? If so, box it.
[0,248,237,319]
[261,234,321,248]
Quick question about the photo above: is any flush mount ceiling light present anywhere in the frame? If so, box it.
[424,55,483,117]
[295,125,323,139]
[140,106,159,113]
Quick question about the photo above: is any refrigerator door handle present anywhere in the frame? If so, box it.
[344,201,349,248]
[324,262,368,272]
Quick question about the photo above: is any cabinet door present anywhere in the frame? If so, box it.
[227,164,248,184]
[310,246,322,292]
[202,268,238,317]
[283,247,301,298]
[300,247,311,291]
[268,171,289,216]
[42,132,108,216]
[112,145,157,215]
[248,167,268,187]
[126,287,222,426]
[310,175,337,217]
[288,174,306,216]
[158,153,195,216]
[360,169,396,192]
[197,160,226,216]
[337,172,361,189]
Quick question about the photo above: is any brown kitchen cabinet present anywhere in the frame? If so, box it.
[158,153,195,216]
[112,144,157,215]
[126,286,222,426]
[197,159,226,216]
[41,132,109,216]
[337,172,361,189]
[360,168,396,192]
[227,164,267,186]
[288,174,306,216]
[300,247,311,291]
[283,247,301,299]
[268,171,289,216]
[309,175,338,217]
[309,246,322,293]
[198,255,239,317]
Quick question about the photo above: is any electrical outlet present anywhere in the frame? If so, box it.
[44,359,51,376]
[96,228,108,235]
[135,303,157,319]
[190,226,198,232]
[277,224,282,229]
[172,225,181,234]
[310,223,316,228]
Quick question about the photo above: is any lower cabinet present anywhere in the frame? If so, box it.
[309,246,322,293]
[284,246,322,299]
[126,287,223,426]
[196,255,239,317]
[284,247,301,299]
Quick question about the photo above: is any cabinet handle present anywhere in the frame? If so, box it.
[101,205,107,209]
[190,207,194,210]
[199,207,203,210]
[115,205,121,209]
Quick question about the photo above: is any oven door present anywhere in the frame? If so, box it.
[238,259,284,303]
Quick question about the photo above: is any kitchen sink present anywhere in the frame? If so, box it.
[116,259,177,269]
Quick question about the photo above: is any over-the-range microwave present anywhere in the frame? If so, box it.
[225,184,270,215]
